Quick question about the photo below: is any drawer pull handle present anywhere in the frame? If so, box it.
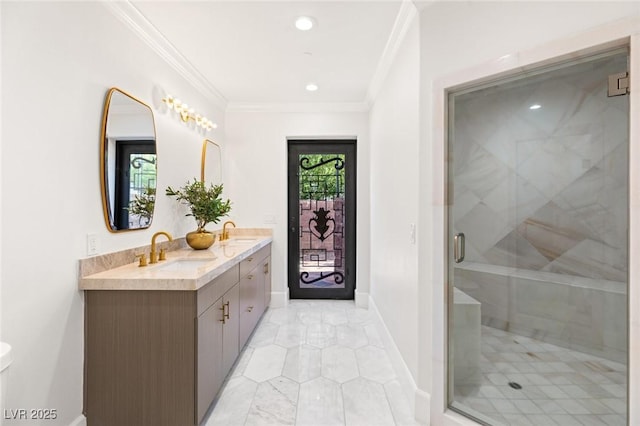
[219,301,230,323]
[247,274,254,280]
[247,257,254,262]
[263,263,269,274]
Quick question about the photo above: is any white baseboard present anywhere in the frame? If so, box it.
[69,415,86,426]
[415,387,431,423]
[369,297,428,424]
[355,290,369,308]
[269,291,289,308]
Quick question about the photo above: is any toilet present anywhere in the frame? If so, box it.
[0,342,12,413]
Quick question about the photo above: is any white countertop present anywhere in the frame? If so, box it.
[79,236,272,291]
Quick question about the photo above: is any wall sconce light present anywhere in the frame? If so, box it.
[162,94,217,131]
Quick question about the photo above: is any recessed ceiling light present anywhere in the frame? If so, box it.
[529,104,541,110]
[295,16,315,31]
[306,83,318,92]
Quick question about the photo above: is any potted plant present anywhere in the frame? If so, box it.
[127,186,155,227]
[166,179,232,249]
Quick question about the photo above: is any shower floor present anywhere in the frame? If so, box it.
[453,326,627,426]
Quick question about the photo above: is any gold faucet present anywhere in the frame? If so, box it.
[220,221,236,241]
[150,231,173,264]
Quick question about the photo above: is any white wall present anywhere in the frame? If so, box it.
[1,3,224,424]
[418,1,640,423]
[369,16,420,386]
[224,110,370,306]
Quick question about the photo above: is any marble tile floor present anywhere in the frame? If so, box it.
[454,326,627,426]
[203,299,423,426]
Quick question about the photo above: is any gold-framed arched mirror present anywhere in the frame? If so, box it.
[201,139,222,185]
[100,88,157,232]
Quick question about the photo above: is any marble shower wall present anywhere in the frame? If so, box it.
[452,52,629,283]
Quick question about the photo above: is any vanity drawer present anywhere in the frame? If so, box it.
[239,245,270,277]
[197,265,239,316]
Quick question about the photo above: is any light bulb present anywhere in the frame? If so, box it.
[163,95,174,109]
[295,16,315,31]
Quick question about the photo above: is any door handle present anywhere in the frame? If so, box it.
[454,233,465,263]
[219,301,230,324]
[223,301,230,320]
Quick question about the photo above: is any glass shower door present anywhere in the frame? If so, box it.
[447,50,629,425]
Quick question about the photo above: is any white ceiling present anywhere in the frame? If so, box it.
[129,1,407,106]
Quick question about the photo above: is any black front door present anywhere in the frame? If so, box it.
[287,140,356,299]
[114,140,156,229]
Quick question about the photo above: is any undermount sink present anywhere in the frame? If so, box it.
[230,238,257,243]
[153,258,214,272]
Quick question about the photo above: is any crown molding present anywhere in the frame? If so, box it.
[226,102,370,113]
[103,0,228,110]
[104,0,416,114]
[365,0,418,105]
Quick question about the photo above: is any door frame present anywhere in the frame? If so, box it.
[287,139,357,300]
[428,30,640,425]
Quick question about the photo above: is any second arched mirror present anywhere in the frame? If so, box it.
[201,139,222,185]
[100,88,157,232]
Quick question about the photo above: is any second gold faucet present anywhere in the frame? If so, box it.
[220,221,236,241]
[150,231,173,264]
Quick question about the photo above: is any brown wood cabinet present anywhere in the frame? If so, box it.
[84,244,271,426]
[196,270,239,424]
[239,246,271,348]
[264,255,271,308]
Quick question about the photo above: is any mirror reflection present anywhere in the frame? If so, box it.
[100,88,157,232]
[201,139,222,186]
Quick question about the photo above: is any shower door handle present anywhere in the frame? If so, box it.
[454,233,465,263]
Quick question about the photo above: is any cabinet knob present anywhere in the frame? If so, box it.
[247,306,253,312]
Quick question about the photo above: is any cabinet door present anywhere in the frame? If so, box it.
[263,256,271,308]
[222,284,240,375]
[255,267,265,318]
[197,299,224,424]
[239,270,259,348]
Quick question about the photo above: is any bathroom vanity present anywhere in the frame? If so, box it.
[80,236,271,426]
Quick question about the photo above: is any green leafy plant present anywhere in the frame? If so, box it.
[166,179,231,230]
[127,186,155,225]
